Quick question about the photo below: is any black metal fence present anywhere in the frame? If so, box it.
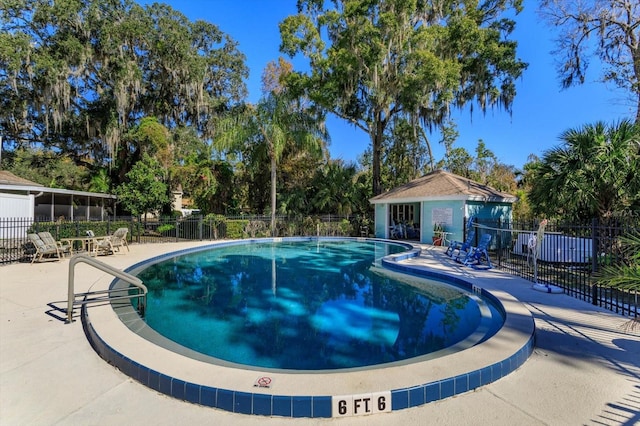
[1,215,637,319]
[0,214,370,263]
[475,217,639,319]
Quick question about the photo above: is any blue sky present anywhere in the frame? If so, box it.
[141,1,634,170]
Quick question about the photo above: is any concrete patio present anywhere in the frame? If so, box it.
[1,241,638,425]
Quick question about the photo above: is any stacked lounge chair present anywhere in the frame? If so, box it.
[455,233,493,269]
[445,216,476,257]
[445,228,476,258]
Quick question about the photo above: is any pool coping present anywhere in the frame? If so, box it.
[82,237,535,418]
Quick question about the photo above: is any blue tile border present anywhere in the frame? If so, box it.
[408,386,425,407]
[391,389,409,410]
[234,391,252,414]
[454,374,468,394]
[312,396,332,418]
[252,393,272,416]
[80,237,536,418]
[292,396,312,417]
[272,395,292,417]
[200,386,216,407]
[425,382,439,403]
[82,292,535,418]
[440,378,455,399]
[185,382,200,404]
[469,369,481,389]
[216,388,233,412]
[172,378,186,400]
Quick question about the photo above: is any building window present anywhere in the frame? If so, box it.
[390,204,414,224]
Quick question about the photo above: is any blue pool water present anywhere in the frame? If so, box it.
[134,239,503,371]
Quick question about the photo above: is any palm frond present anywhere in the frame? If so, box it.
[596,231,640,292]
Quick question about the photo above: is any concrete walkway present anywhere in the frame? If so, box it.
[1,242,638,425]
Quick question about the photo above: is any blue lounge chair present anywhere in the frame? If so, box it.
[445,216,476,257]
[445,228,476,258]
[456,234,493,269]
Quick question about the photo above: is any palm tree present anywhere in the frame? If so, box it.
[88,168,111,193]
[528,120,640,222]
[596,231,640,331]
[215,93,328,235]
[312,160,359,215]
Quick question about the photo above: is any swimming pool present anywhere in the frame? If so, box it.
[130,239,503,371]
[82,238,535,418]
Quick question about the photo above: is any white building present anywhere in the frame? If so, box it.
[0,170,116,221]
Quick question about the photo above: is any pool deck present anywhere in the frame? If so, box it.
[1,241,639,425]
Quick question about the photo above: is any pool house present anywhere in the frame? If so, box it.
[369,170,517,245]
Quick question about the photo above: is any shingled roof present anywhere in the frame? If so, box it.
[370,169,516,203]
[0,170,43,187]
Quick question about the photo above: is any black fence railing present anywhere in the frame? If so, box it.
[474,217,639,319]
[1,215,637,319]
[0,214,371,263]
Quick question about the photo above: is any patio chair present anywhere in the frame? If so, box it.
[389,220,404,239]
[107,227,129,252]
[456,234,493,269]
[445,216,476,257]
[94,237,114,256]
[93,227,129,255]
[26,233,62,263]
[445,228,476,258]
[37,232,72,258]
[405,223,420,240]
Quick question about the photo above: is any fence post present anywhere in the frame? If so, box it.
[591,217,599,305]
[198,215,203,241]
[136,216,141,244]
[496,218,502,266]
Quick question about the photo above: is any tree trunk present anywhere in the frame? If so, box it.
[271,153,277,237]
[372,118,385,196]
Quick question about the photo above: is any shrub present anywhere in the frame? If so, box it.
[27,221,130,239]
[226,220,249,239]
[204,214,226,239]
[245,220,269,238]
[157,224,175,235]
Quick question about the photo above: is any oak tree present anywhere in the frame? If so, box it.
[539,0,640,121]
[280,0,527,195]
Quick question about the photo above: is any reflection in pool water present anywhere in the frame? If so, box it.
[136,240,500,370]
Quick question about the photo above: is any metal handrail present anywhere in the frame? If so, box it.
[67,254,147,323]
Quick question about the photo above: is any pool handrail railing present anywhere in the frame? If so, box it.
[67,254,147,324]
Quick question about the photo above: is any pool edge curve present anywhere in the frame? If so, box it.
[81,237,535,418]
